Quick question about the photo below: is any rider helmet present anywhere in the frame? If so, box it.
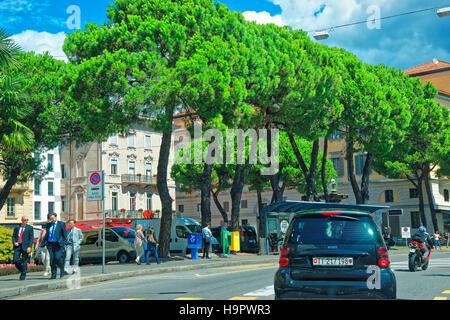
[419,226,426,232]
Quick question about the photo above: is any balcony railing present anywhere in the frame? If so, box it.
[121,174,157,185]
[105,209,151,219]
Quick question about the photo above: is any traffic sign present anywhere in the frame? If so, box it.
[401,227,411,239]
[87,171,103,201]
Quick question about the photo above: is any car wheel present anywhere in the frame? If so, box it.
[118,251,129,263]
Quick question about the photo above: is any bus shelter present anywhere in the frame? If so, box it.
[260,201,389,255]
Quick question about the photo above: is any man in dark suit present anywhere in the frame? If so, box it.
[41,213,67,279]
[12,216,34,280]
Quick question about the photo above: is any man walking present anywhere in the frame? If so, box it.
[12,216,34,280]
[64,219,84,275]
[202,224,212,259]
[41,213,67,279]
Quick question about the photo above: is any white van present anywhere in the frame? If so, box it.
[132,218,202,254]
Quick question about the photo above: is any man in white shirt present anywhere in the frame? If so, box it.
[202,224,212,259]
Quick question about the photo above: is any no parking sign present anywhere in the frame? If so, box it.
[401,227,411,239]
[87,171,104,201]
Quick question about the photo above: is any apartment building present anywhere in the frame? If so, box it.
[59,124,176,224]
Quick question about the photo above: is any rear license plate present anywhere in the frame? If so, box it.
[409,249,416,253]
[313,257,353,266]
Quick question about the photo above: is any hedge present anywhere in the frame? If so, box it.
[0,226,13,263]
[0,264,45,276]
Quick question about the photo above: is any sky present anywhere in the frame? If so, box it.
[1,0,450,70]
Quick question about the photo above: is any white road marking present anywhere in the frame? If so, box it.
[243,285,274,297]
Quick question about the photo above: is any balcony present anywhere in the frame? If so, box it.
[121,174,158,192]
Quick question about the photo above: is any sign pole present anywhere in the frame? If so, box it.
[102,170,105,274]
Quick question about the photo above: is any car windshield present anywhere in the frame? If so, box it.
[186,224,202,233]
[288,216,382,244]
[111,227,135,239]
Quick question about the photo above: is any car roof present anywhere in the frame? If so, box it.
[262,201,388,214]
[294,209,372,217]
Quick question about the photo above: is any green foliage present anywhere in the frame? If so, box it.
[0,226,13,263]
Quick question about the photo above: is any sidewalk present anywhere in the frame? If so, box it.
[0,252,278,299]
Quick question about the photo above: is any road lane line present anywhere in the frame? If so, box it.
[442,290,450,294]
[433,297,447,300]
[194,265,276,278]
[243,285,274,297]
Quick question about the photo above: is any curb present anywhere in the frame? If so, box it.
[0,257,277,299]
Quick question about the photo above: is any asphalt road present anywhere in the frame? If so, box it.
[10,251,450,300]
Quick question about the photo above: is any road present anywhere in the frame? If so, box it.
[10,251,450,300]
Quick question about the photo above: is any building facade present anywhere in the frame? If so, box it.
[60,125,176,224]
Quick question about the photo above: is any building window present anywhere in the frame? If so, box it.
[411,211,421,229]
[329,130,340,141]
[110,159,118,175]
[110,134,118,145]
[331,157,345,177]
[409,188,418,199]
[61,196,66,213]
[7,198,15,217]
[34,179,40,196]
[385,190,394,203]
[241,200,248,209]
[130,192,137,211]
[61,164,67,179]
[146,192,152,211]
[111,192,118,211]
[145,163,152,176]
[48,181,54,196]
[128,161,135,175]
[48,202,54,215]
[223,201,229,212]
[127,133,135,148]
[34,202,41,220]
[47,154,54,172]
[144,135,152,149]
[178,204,184,213]
[444,189,449,202]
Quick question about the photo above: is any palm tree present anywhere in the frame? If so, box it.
[0,28,21,69]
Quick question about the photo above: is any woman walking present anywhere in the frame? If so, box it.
[134,225,146,265]
[443,232,449,248]
[433,231,442,250]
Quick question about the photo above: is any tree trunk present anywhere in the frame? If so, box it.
[360,153,373,204]
[346,137,363,204]
[200,162,213,227]
[257,189,263,255]
[230,161,252,231]
[211,189,228,224]
[423,167,439,232]
[157,116,174,259]
[406,173,427,228]
[321,137,329,202]
[269,174,284,204]
[0,164,23,212]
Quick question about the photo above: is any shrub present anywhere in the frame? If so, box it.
[0,226,14,263]
[0,264,44,276]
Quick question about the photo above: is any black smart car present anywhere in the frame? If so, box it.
[274,209,396,299]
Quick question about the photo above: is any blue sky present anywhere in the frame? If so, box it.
[2,0,450,70]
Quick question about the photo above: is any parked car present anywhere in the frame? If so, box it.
[274,209,397,299]
[210,225,259,254]
[79,227,136,264]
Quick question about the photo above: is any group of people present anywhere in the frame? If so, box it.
[133,224,161,265]
[432,230,449,249]
[12,213,83,281]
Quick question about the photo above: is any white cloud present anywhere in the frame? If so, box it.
[242,11,285,27]
[11,30,67,62]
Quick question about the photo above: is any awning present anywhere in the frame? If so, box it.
[261,201,389,215]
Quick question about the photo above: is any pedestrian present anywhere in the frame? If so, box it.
[12,216,34,280]
[383,227,391,250]
[34,214,51,277]
[134,225,146,265]
[444,232,449,248]
[41,213,67,279]
[433,231,442,250]
[64,219,84,275]
[202,224,212,259]
[145,225,160,265]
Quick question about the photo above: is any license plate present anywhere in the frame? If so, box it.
[409,249,416,253]
[312,257,353,266]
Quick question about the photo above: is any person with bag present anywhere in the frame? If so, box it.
[145,225,160,265]
[134,225,146,265]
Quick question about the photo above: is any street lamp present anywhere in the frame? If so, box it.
[437,7,450,18]
[313,30,329,40]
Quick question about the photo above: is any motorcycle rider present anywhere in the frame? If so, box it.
[411,226,434,261]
